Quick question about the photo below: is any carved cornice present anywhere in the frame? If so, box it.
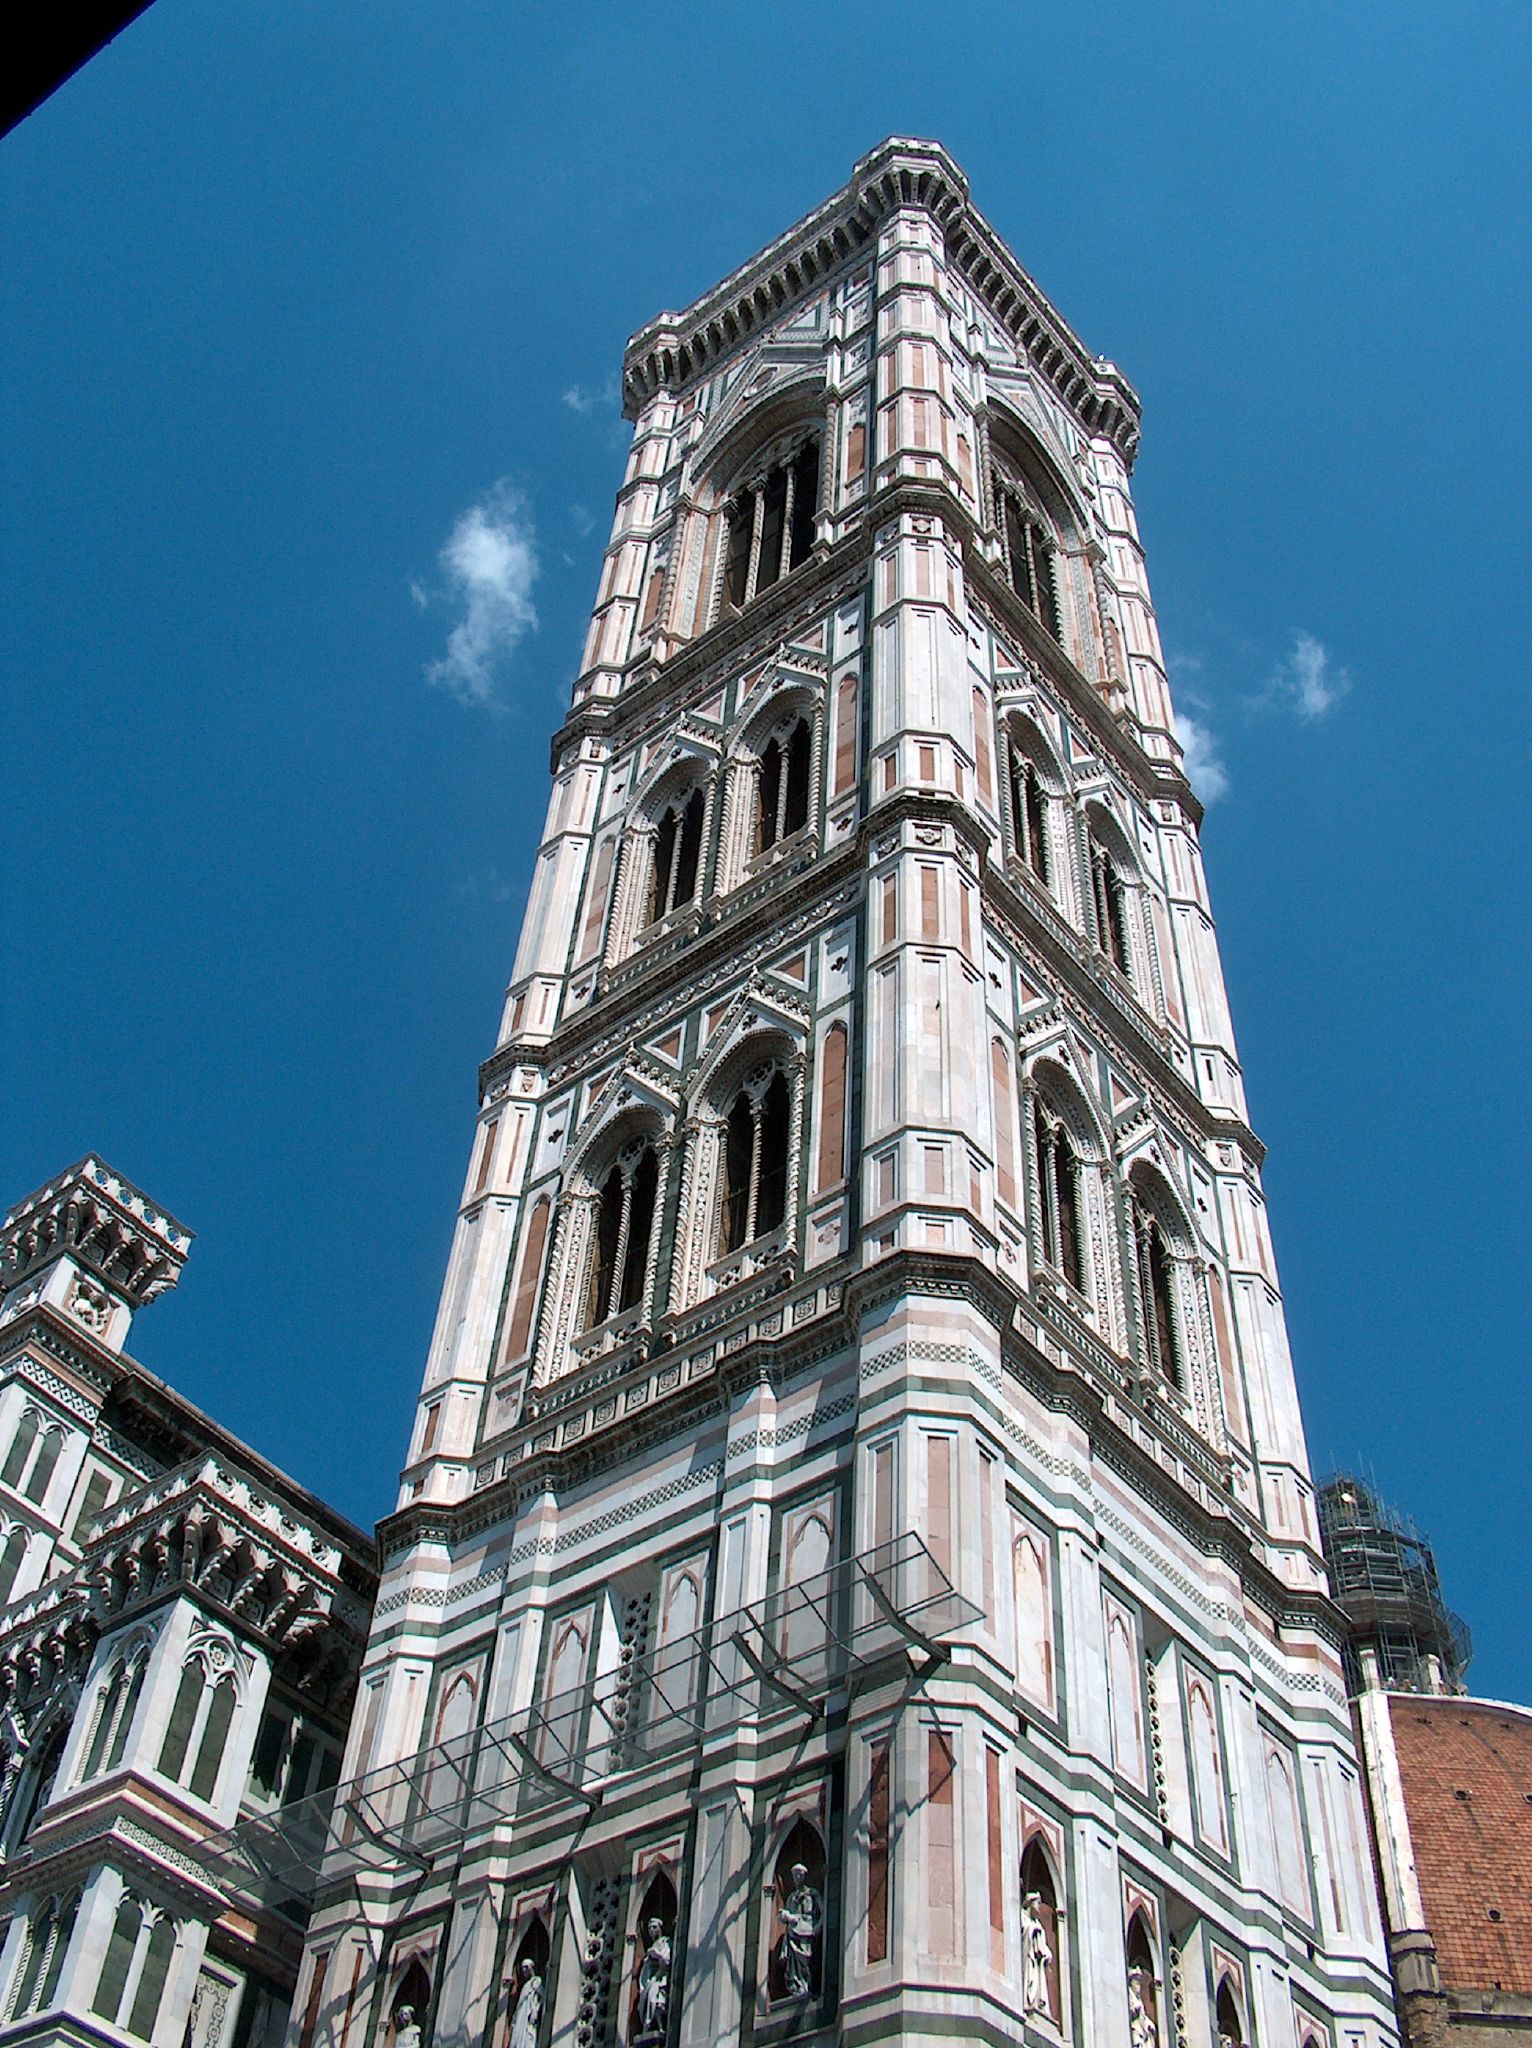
[622,138,1140,468]
[0,1157,192,1311]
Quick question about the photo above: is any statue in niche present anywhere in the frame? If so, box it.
[508,1961,543,2048]
[633,1918,672,2040]
[1127,1972,1158,2048]
[777,1863,824,2000]
[1020,1892,1053,2014]
[393,2010,421,2048]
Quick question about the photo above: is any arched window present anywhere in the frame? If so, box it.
[1216,1979,1245,2044]
[82,1649,147,1781]
[1018,1837,1062,2024]
[126,1912,177,2040]
[389,1958,434,2048]
[648,787,705,925]
[1125,1913,1159,2048]
[188,1678,236,1801]
[766,1819,827,2004]
[11,1892,78,2018]
[1008,747,1051,887]
[158,1649,242,1804]
[585,1142,659,1328]
[6,1726,66,1853]
[22,1427,63,1506]
[0,1411,38,1493]
[721,1068,791,1253]
[0,1526,28,1610]
[724,439,820,611]
[92,1895,143,2024]
[756,718,812,852]
[996,482,1061,640]
[1032,1100,1085,1294]
[1089,833,1132,975]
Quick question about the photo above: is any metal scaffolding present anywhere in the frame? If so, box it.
[198,1534,977,1904]
[1317,1473,1470,1697]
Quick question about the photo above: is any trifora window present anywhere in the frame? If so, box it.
[757,719,812,853]
[648,788,705,925]
[724,440,820,611]
[721,1068,791,1253]
[586,1142,659,1328]
[1032,1100,1085,1295]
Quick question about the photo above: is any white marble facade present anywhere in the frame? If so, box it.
[299,141,1400,2048]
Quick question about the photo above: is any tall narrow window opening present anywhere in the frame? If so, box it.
[1008,751,1050,886]
[756,719,812,853]
[585,1143,659,1328]
[1090,840,1132,974]
[1032,1101,1085,1294]
[998,487,1061,639]
[1132,1196,1183,1391]
[720,1068,792,1254]
[648,788,705,925]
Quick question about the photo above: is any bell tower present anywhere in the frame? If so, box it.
[273,141,1400,2048]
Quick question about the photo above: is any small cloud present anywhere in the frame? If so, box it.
[568,502,595,538]
[562,384,598,414]
[458,866,521,904]
[1272,630,1351,721]
[1174,711,1230,804]
[408,579,428,611]
[421,482,538,710]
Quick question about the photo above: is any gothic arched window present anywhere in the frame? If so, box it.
[757,718,812,853]
[11,1892,78,2019]
[765,1818,827,2004]
[1125,1913,1160,2048]
[1216,1979,1246,2044]
[158,1652,240,1804]
[1032,1099,1085,1295]
[724,439,820,612]
[585,1143,659,1329]
[648,788,705,925]
[721,1068,791,1253]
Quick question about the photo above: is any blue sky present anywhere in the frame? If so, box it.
[3,2,1527,1695]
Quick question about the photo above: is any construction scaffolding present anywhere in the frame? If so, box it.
[1317,1473,1470,1697]
[197,1534,978,1906]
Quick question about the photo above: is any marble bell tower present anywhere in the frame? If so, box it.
[281,140,1401,2048]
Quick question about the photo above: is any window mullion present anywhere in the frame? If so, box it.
[744,1104,763,1245]
[780,463,796,585]
[745,487,765,605]
[609,1173,634,1316]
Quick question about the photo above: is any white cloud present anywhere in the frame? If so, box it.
[1175,711,1230,803]
[1273,630,1351,721]
[562,384,598,414]
[423,483,538,710]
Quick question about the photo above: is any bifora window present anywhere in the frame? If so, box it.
[648,788,704,925]
[721,1068,791,1253]
[586,1142,659,1328]
[757,719,812,853]
[1032,1100,1085,1294]
[724,440,820,611]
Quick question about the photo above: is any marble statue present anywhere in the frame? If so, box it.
[778,1864,823,1998]
[634,1918,671,2038]
[1128,1974,1158,2048]
[509,1962,543,2048]
[1020,1891,1052,2014]
[393,2008,421,2048]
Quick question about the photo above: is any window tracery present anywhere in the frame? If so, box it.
[720,1067,791,1254]
[586,1142,659,1330]
[755,718,812,854]
[647,788,705,926]
[1032,1098,1085,1294]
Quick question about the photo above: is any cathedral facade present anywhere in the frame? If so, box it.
[280,140,1401,2048]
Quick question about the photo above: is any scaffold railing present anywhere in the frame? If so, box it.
[197,1533,977,1904]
